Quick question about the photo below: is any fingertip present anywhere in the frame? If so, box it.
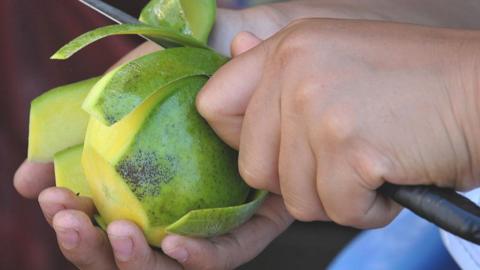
[39,186,72,203]
[107,220,152,264]
[53,209,88,230]
[53,210,118,269]
[14,161,54,199]
[238,157,281,194]
[39,187,95,225]
[231,31,262,57]
[52,210,87,251]
[39,187,70,224]
[161,235,191,264]
[107,220,139,236]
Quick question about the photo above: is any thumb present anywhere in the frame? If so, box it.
[231,31,262,57]
[196,32,264,149]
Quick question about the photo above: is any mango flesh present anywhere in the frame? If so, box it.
[83,76,250,245]
[28,77,99,161]
[54,144,92,197]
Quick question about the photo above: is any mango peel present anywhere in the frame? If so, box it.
[28,0,267,246]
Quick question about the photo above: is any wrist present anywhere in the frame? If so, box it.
[445,31,480,189]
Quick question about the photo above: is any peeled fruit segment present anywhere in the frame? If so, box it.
[167,190,268,237]
[51,24,209,61]
[51,0,217,60]
[83,48,228,125]
[83,76,251,245]
[54,144,91,197]
[28,77,98,161]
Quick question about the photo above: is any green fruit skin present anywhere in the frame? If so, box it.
[140,0,216,44]
[84,48,228,126]
[109,76,250,228]
[140,0,194,37]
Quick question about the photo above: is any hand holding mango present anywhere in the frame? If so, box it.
[199,21,480,229]
[28,0,268,247]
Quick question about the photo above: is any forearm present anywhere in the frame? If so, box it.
[268,0,480,27]
[210,0,480,55]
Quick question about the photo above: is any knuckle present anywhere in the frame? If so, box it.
[273,23,319,67]
[238,158,275,191]
[349,146,392,190]
[195,86,217,121]
[327,210,366,228]
[292,80,318,113]
[320,105,356,142]
[283,195,322,222]
[195,82,223,122]
[285,203,319,222]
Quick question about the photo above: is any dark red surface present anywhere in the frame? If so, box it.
[0,1,141,268]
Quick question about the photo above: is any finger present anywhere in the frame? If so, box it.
[237,66,282,193]
[231,32,262,57]
[279,112,328,221]
[39,187,96,226]
[162,195,293,269]
[317,149,402,228]
[52,209,117,270]
[196,32,265,149]
[14,160,54,199]
[107,220,181,270]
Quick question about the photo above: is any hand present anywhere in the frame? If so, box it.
[14,0,480,199]
[14,24,293,269]
[38,187,292,269]
[197,20,480,228]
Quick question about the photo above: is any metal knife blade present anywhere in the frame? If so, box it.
[79,0,141,25]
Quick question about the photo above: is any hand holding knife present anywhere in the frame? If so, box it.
[78,0,480,245]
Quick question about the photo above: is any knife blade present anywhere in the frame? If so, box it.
[79,0,141,25]
[77,0,480,245]
[78,0,164,45]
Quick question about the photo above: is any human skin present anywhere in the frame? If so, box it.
[198,21,480,227]
[13,1,480,269]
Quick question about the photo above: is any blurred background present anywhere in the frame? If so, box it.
[0,1,359,269]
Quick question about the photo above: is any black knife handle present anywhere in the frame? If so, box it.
[379,183,480,245]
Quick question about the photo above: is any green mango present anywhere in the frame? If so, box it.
[83,48,228,125]
[83,75,263,245]
[28,77,99,161]
[27,0,268,246]
[54,144,92,197]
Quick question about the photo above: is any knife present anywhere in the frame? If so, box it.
[77,0,480,245]
[79,0,180,47]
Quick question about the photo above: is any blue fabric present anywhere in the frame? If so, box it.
[328,210,459,270]
[440,188,480,270]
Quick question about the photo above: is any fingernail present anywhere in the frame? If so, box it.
[110,235,134,262]
[56,227,79,250]
[164,247,189,263]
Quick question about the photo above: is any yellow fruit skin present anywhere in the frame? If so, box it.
[82,144,155,239]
